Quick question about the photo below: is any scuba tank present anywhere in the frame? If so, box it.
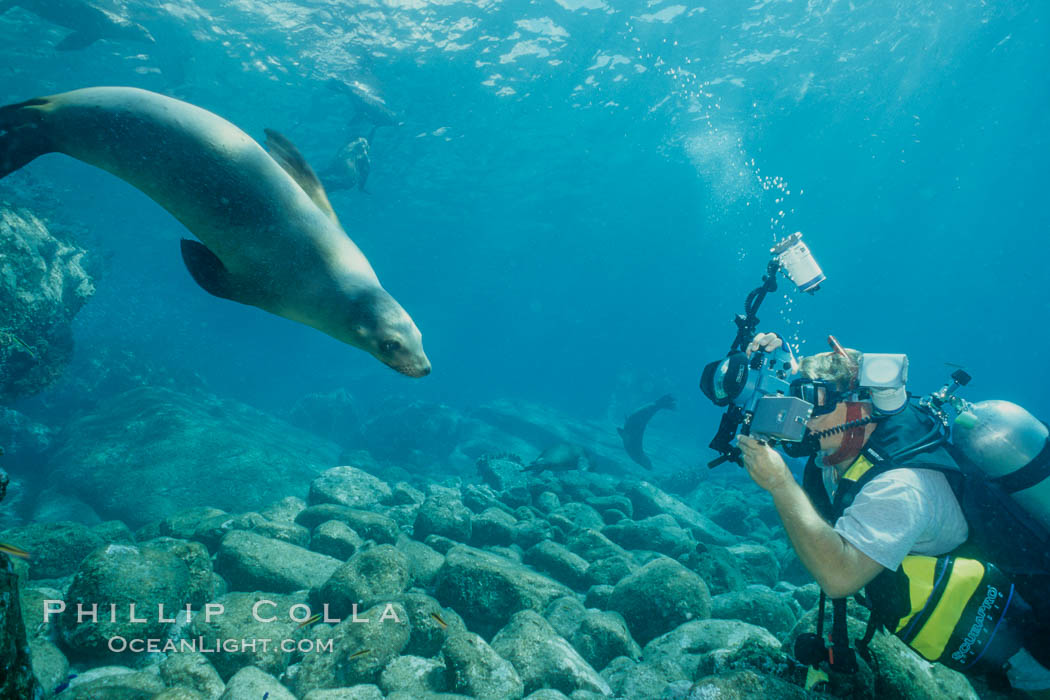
[951,400,1050,534]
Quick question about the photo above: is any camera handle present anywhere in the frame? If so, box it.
[729,259,781,355]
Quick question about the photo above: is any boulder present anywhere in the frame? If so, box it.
[191,591,305,680]
[309,466,392,509]
[434,544,573,637]
[491,610,611,696]
[0,520,102,579]
[319,544,410,615]
[415,487,473,542]
[216,530,340,593]
[726,543,780,587]
[642,618,790,680]
[625,482,735,546]
[570,609,641,671]
[295,505,400,544]
[602,515,695,557]
[0,204,94,402]
[0,556,41,699]
[710,586,799,639]
[59,543,193,659]
[46,386,340,525]
[293,602,410,695]
[310,520,364,560]
[379,655,447,695]
[607,557,711,645]
[441,631,524,700]
[523,540,590,589]
[160,651,226,700]
[398,537,445,589]
[219,666,295,700]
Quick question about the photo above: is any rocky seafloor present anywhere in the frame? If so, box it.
[0,381,1027,700]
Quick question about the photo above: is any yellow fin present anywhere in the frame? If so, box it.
[263,129,340,225]
[804,666,829,691]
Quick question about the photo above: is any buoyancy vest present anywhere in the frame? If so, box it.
[801,404,1050,674]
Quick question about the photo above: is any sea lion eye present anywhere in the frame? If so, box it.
[380,340,401,353]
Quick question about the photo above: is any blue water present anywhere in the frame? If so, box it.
[2,0,1048,445]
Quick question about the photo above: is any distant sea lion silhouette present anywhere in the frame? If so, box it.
[618,394,676,470]
[320,135,371,193]
[0,87,430,377]
[0,0,155,50]
[524,443,592,473]
[326,77,399,128]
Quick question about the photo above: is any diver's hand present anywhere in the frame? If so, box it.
[746,332,783,357]
[738,434,794,493]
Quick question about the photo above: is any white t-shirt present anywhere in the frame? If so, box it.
[832,467,970,571]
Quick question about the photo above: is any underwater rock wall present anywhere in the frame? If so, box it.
[0,204,94,403]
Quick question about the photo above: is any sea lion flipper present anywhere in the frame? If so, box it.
[180,239,246,303]
[263,128,340,225]
[55,31,99,51]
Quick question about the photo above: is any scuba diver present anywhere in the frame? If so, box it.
[700,232,1050,695]
[721,331,1050,697]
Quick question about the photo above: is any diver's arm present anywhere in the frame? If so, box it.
[737,435,884,598]
[767,477,885,597]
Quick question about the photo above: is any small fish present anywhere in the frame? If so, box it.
[262,693,269,700]
[297,613,321,629]
[0,542,30,560]
[430,612,448,629]
[348,649,372,660]
[54,673,77,694]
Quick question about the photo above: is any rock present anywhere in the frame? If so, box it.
[379,655,447,695]
[643,618,790,680]
[287,388,362,447]
[726,543,780,587]
[544,596,587,639]
[607,557,712,645]
[434,544,573,637]
[251,519,311,548]
[295,505,400,544]
[361,400,463,466]
[441,631,524,700]
[536,492,560,513]
[29,489,101,525]
[524,540,590,589]
[292,602,410,695]
[398,537,445,588]
[570,609,641,671]
[565,529,630,562]
[391,481,425,505]
[491,610,611,696]
[191,591,305,680]
[602,515,695,558]
[216,530,340,593]
[711,586,799,640]
[0,204,94,402]
[551,503,606,532]
[311,520,364,560]
[867,631,981,700]
[303,688,383,700]
[602,658,667,700]
[512,519,555,549]
[681,544,749,596]
[59,542,193,658]
[415,487,473,542]
[524,692,571,700]
[625,482,735,546]
[91,520,135,545]
[28,638,68,693]
[153,689,207,700]
[189,512,268,551]
[260,496,307,524]
[62,669,166,699]
[309,466,392,509]
[1,558,42,700]
[476,454,531,506]
[471,507,517,547]
[585,495,633,519]
[319,544,410,615]
[584,585,614,610]
[219,666,295,700]
[400,591,467,657]
[585,555,634,587]
[160,651,226,700]
[162,507,228,541]
[46,387,340,525]
[141,537,216,608]
[682,670,807,699]
[0,520,103,579]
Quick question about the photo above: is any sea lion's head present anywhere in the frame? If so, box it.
[341,288,430,378]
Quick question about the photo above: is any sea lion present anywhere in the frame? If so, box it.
[320,135,371,192]
[326,77,399,128]
[524,443,592,473]
[618,394,676,470]
[0,87,430,377]
[0,0,154,50]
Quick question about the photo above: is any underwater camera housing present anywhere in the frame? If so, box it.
[701,231,825,467]
[700,346,815,465]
